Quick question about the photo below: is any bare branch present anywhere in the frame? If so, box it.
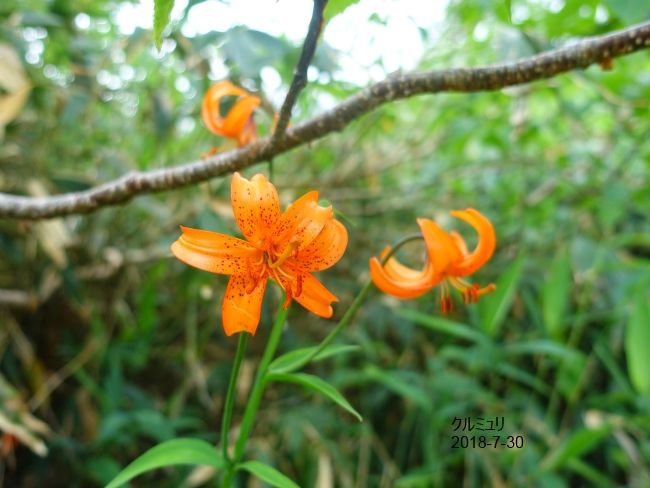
[1,21,649,220]
[272,0,327,141]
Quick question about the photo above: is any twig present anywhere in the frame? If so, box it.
[0,289,38,310]
[1,21,649,220]
[272,0,327,141]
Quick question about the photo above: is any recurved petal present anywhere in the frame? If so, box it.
[231,172,281,247]
[273,191,332,252]
[447,209,496,277]
[222,275,268,336]
[294,219,348,272]
[369,250,439,299]
[237,117,258,146]
[171,225,259,275]
[379,247,430,282]
[201,81,248,136]
[418,218,464,274]
[293,273,338,318]
[449,230,469,256]
[222,96,261,141]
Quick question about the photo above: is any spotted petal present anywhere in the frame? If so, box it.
[222,275,268,336]
[273,191,332,254]
[171,226,259,275]
[294,219,348,272]
[294,273,339,318]
[231,172,281,248]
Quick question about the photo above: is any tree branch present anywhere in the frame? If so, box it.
[1,21,649,220]
[272,0,327,141]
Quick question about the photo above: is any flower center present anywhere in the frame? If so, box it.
[438,276,496,313]
[267,241,300,269]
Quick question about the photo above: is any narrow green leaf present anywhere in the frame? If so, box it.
[540,426,612,471]
[542,248,572,340]
[266,372,362,422]
[625,290,650,395]
[153,0,175,50]
[105,438,223,488]
[504,0,512,22]
[494,363,550,395]
[477,254,525,336]
[397,308,490,344]
[269,344,360,374]
[237,460,300,488]
[363,365,431,409]
[505,339,584,364]
[566,458,617,487]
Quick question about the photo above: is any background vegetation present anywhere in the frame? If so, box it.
[1,0,649,486]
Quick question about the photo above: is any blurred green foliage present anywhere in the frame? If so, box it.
[1,0,650,486]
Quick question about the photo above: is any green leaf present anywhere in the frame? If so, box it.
[324,0,361,22]
[494,363,550,395]
[505,339,584,364]
[266,372,362,422]
[397,308,490,344]
[237,460,300,488]
[363,365,431,409]
[105,438,223,488]
[477,254,525,336]
[269,344,360,373]
[504,0,512,22]
[153,0,175,50]
[625,290,650,395]
[542,248,572,340]
[540,426,612,471]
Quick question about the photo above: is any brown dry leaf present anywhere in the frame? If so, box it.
[0,42,32,138]
[0,374,50,457]
[27,180,73,268]
[316,450,334,488]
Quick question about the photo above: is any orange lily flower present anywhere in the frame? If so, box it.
[201,81,261,146]
[171,173,348,336]
[369,209,496,313]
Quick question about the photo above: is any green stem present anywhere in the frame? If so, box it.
[222,300,290,487]
[290,234,423,371]
[221,332,249,463]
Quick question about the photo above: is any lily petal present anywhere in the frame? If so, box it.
[293,273,338,318]
[222,275,268,336]
[449,230,469,256]
[447,209,496,276]
[171,225,259,275]
[418,218,463,275]
[201,81,249,136]
[369,246,439,299]
[273,191,332,253]
[222,95,261,142]
[238,117,258,146]
[295,219,348,272]
[231,172,281,247]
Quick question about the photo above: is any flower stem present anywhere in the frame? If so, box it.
[222,299,290,487]
[221,331,249,463]
[291,234,423,371]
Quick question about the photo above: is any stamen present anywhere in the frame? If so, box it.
[477,283,497,297]
[447,276,493,304]
[269,241,300,269]
[295,273,304,298]
[439,281,453,314]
